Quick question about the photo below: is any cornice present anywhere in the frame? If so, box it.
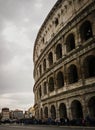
[41,82,95,103]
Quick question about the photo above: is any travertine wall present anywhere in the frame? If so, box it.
[33,0,95,120]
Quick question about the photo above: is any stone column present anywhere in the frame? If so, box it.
[46,55,49,69]
[43,106,45,120]
[54,72,58,92]
[66,100,72,120]
[81,96,89,119]
[62,43,67,56]
[55,102,59,119]
[67,106,72,120]
[46,77,50,97]
[53,47,56,64]
[39,108,41,120]
[41,82,44,98]
[48,104,51,118]
[80,62,85,87]
[92,14,95,37]
[64,65,68,87]
[77,57,83,82]
[51,21,55,35]
[60,9,64,26]
[76,26,82,48]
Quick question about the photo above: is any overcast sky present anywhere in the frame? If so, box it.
[0,0,57,112]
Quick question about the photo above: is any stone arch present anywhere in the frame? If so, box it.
[71,100,83,119]
[83,55,95,78]
[80,20,93,42]
[48,77,54,92]
[68,64,78,84]
[50,105,56,119]
[44,106,48,118]
[88,96,95,117]
[48,52,53,67]
[56,44,62,60]
[66,33,75,52]
[56,71,64,88]
[59,103,67,118]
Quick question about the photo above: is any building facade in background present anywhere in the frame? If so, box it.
[12,109,24,120]
[33,0,95,120]
[1,108,10,121]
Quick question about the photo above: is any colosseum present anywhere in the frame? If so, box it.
[33,0,95,122]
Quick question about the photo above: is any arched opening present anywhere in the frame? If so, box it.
[71,100,83,119]
[48,77,54,92]
[37,89,39,100]
[56,44,62,60]
[56,71,64,88]
[42,37,44,44]
[44,107,48,118]
[48,52,53,67]
[68,64,78,84]
[43,59,46,72]
[88,97,95,118]
[41,108,43,119]
[84,55,95,78]
[66,33,75,52]
[51,105,56,119]
[80,20,93,42]
[44,82,47,95]
[59,103,67,118]
[39,65,42,76]
[55,18,59,27]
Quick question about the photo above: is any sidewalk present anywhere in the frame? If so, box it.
[60,125,95,129]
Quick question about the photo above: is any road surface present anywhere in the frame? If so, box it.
[0,125,95,130]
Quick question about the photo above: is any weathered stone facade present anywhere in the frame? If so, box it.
[33,0,95,121]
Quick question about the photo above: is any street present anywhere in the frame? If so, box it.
[0,125,95,130]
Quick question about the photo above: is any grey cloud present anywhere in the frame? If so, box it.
[0,42,13,65]
[0,92,34,110]
[0,0,57,111]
